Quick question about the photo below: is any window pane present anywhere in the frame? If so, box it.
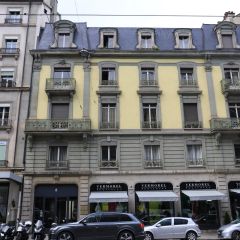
[179,36,189,48]
[110,146,116,160]
[53,68,71,78]
[58,33,70,48]
[102,146,108,160]
[59,146,67,161]
[187,145,202,160]
[0,144,6,161]
[152,146,160,160]
[103,35,114,48]
[234,144,240,159]
[49,146,58,161]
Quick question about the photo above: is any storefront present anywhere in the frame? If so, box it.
[135,182,178,225]
[228,181,240,220]
[34,184,78,227]
[180,181,225,229]
[89,183,128,213]
[0,183,9,223]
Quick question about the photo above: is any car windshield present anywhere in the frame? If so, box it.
[231,219,240,224]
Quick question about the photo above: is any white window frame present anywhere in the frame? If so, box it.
[0,105,10,126]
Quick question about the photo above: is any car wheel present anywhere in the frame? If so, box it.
[118,230,134,240]
[57,231,74,240]
[232,231,240,240]
[145,232,154,240]
[186,231,197,240]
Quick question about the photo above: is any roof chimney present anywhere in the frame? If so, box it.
[223,11,235,22]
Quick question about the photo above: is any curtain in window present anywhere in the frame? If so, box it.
[50,147,58,162]
[187,145,202,162]
[109,105,116,126]
[152,146,160,160]
[53,68,71,79]
[101,105,108,125]
[108,69,115,81]
[59,147,67,161]
[145,145,160,160]
[107,37,114,48]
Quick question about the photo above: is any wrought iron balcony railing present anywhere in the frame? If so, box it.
[221,78,240,93]
[0,119,12,130]
[142,121,161,129]
[46,160,69,169]
[5,18,22,24]
[0,81,16,88]
[184,121,202,129]
[0,160,8,167]
[144,160,162,168]
[0,48,20,60]
[101,79,118,86]
[46,78,76,93]
[100,160,118,168]
[210,118,240,131]
[25,119,91,132]
[187,158,204,167]
[180,79,198,87]
[140,79,158,86]
[100,121,119,129]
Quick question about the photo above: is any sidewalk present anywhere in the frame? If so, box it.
[200,230,218,239]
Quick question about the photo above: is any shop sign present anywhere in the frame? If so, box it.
[135,182,173,191]
[90,183,128,192]
[228,181,240,189]
[180,181,216,190]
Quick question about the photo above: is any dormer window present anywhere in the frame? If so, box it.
[98,29,119,49]
[136,29,157,49]
[214,22,240,49]
[51,20,77,49]
[174,29,195,49]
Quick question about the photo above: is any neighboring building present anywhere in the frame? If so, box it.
[23,12,240,230]
[0,0,58,223]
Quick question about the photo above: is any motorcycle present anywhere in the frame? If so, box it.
[33,220,45,240]
[16,220,32,240]
[0,224,16,240]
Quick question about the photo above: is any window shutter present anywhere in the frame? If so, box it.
[184,103,198,121]
[51,103,69,119]
[222,35,233,48]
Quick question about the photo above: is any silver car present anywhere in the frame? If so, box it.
[217,219,240,240]
[144,217,201,240]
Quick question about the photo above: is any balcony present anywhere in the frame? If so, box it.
[100,160,118,168]
[0,48,20,60]
[101,80,118,86]
[45,78,76,96]
[180,79,198,87]
[221,78,240,96]
[142,121,161,129]
[210,118,240,133]
[140,79,158,86]
[0,119,12,131]
[184,121,202,129]
[0,160,8,167]
[100,121,119,130]
[5,17,22,24]
[144,160,162,168]
[25,119,91,133]
[0,81,16,88]
[187,158,204,167]
[46,160,69,169]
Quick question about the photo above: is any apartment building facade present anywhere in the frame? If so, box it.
[0,0,58,223]
[22,13,240,230]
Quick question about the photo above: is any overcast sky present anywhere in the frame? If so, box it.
[58,0,239,28]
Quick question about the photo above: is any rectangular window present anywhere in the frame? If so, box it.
[187,144,203,166]
[101,67,116,85]
[7,11,21,23]
[101,103,116,128]
[0,141,7,166]
[179,36,189,48]
[141,68,155,85]
[101,145,117,167]
[0,107,10,126]
[183,103,199,128]
[222,34,233,48]
[229,103,240,119]
[58,33,70,48]
[180,68,195,85]
[53,68,71,79]
[142,103,157,128]
[141,35,151,48]
[49,146,67,167]
[144,145,160,161]
[234,144,240,162]
[51,103,69,119]
[5,39,17,53]
[224,68,239,83]
[0,71,14,87]
[103,35,114,48]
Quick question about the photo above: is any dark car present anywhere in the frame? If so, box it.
[49,212,145,240]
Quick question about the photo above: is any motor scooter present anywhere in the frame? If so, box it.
[33,220,45,240]
[0,224,16,240]
[16,220,32,240]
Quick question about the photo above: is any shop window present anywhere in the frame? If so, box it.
[0,106,10,127]
[98,29,119,49]
[101,145,117,168]
[234,144,240,164]
[101,67,116,85]
[183,103,201,128]
[186,144,203,166]
[101,103,117,129]
[174,29,195,49]
[0,70,15,87]
[136,29,157,49]
[48,146,67,168]
[0,141,7,167]
[144,145,161,168]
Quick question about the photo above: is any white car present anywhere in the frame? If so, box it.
[144,217,201,240]
[217,219,240,240]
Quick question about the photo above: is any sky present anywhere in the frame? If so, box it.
[57,0,240,28]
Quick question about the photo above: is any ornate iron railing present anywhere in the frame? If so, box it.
[0,119,12,130]
[100,121,119,129]
[184,121,202,129]
[101,79,118,86]
[187,158,204,167]
[100,160,118,168]
[5,18,22,24]
[221,78,240,92]
[25,119,91,132]
[144,160,162,168]
[46,78,76,91]
[142,121,161,129]
[140,79,157,86]
[210,118,240,131]
[0,81,16,88]
[46,160,69,169]
[0,48,20,54]
[180,79,197,86]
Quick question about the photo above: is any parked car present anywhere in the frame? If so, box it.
[49,212,145,240]
[144,217,201,240]
[217,219,240,240]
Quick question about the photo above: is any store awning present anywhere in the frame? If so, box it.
[230,189,240,194]
[136,191,178,202]
[89,191,128,203]
[0,171,22,183]
[182,190,225,201]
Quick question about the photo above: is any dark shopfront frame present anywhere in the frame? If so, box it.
[228,181,240,220]
[180,182,221,230]
[135,182,177,225]
[0,183,9,223]
[89,183,128,213]
[34,184,78,227]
